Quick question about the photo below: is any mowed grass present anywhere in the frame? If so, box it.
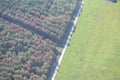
[56,0,120,80]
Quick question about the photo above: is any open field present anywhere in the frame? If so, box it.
[56,0,120,80]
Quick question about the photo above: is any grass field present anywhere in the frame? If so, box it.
[55,0,120,80]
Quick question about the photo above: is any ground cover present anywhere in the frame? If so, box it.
[56,0,120,80]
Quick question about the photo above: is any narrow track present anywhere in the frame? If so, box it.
[51,0,85,80]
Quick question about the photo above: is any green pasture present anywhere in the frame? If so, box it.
[56,0,120,80]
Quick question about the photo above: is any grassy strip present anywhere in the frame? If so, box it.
[55,0,120,80]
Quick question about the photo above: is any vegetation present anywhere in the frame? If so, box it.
[0,18,57,80]
[0,0,80,43]
[0,0,82,80]
[56,0,120,80]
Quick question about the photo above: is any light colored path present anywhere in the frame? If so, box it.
[51,0,84,80]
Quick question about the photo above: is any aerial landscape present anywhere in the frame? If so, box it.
[0,0,120,80]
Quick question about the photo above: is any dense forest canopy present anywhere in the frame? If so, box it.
[0,0,82,80]
[0,0,80,43]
